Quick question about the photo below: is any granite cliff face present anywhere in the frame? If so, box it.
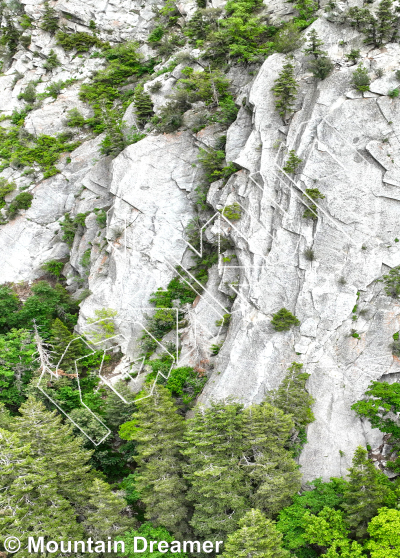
[1,0,400,481]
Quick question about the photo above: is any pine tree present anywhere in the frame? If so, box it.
[303,188,325,219]
[346,0,399,47]
[352,65,370,92]
[0,403,10,429]
[42,1,59,34]
[309,56,333,80]
[182,401,248,541]
[103,380,136,431]
[223,509,290,558]
[119,386,189,538]
[282,150,302,174]
[133,86,154,124]
[2,398,129,548]
[375,0,398,45]
[43,49,61,71]
[50,318,84,372]
[242,404,301,516]
[83,478,130,540]
[0,428,85,556]
[271,58,298,121]
[341,446,390,538]
[303,29,326,59]
[265,362,315,430]
[14,397,96,507]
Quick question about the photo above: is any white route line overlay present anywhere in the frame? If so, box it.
[36,310,179,445]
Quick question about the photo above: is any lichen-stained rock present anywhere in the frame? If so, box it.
[200,19,400,482]
[77,132,203,353]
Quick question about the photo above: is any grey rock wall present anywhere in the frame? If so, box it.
[1,0,400,482]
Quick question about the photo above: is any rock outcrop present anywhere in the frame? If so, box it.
[1,0,400,482]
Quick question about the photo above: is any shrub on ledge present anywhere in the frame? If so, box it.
[271,308,300,331]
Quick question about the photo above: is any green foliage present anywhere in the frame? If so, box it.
[37,79,76,100]
[205,0,276,63]
[178,66,230,105]
[223,509,290,558]
[10,105,32,126]
[151,100,185,133]
[123,522,187,558]
[309,56,334,80]
[0,286,19,334]
[302,507,365,556]
[43,49,61,70]
[272,59,299,121]
[133,85,154,123]
[182,401,301,540]
[50,318,85,372]
[302,249,314,264]
[271,308,300,331]
[388,87,399,98]
[0,15,20,54]
[211,342,223,355]
[352,65,370,92]
[212,95,239,125]
[99,107,127,157]
[18,81,36,103]
[352,380,400,444]
[303,29,326,59]
[42,1,59,34]
[56,31,106,52]
[150,276,197,308]
[303,188,325,220]
[59,211,89,246]
[141,309,177,355]
[346,48,361,63]
[294,0,318,26]
[274,22,304,53]
[94,207,107,228]
[342,446,391,539]
[86,308,118,343]
[277,477,347,555]
[41,259,64,278]
[184,8,221,44]
[267,362,315,429]
[7,191,33,218]
[216,313,232,327]
[222,202,241,220]
[184,0,277,62]
[120,386,189,537]
[283,150,302,173]
[19,13,32,29]
[0,397,129,549]
[346,0,399,47]
[266,362,314,458]
[76,42,154,153]
[379,265,400,298]
[165,366,207,402]
[148,25,165,43]
[20,33,32,48]
[8,281,78,335]
[66,107,86,127]
[198,148,236,184]
[0,178,15,209]
[0,329,37,412]
[0,126,80,176]
[365,507,400,558]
